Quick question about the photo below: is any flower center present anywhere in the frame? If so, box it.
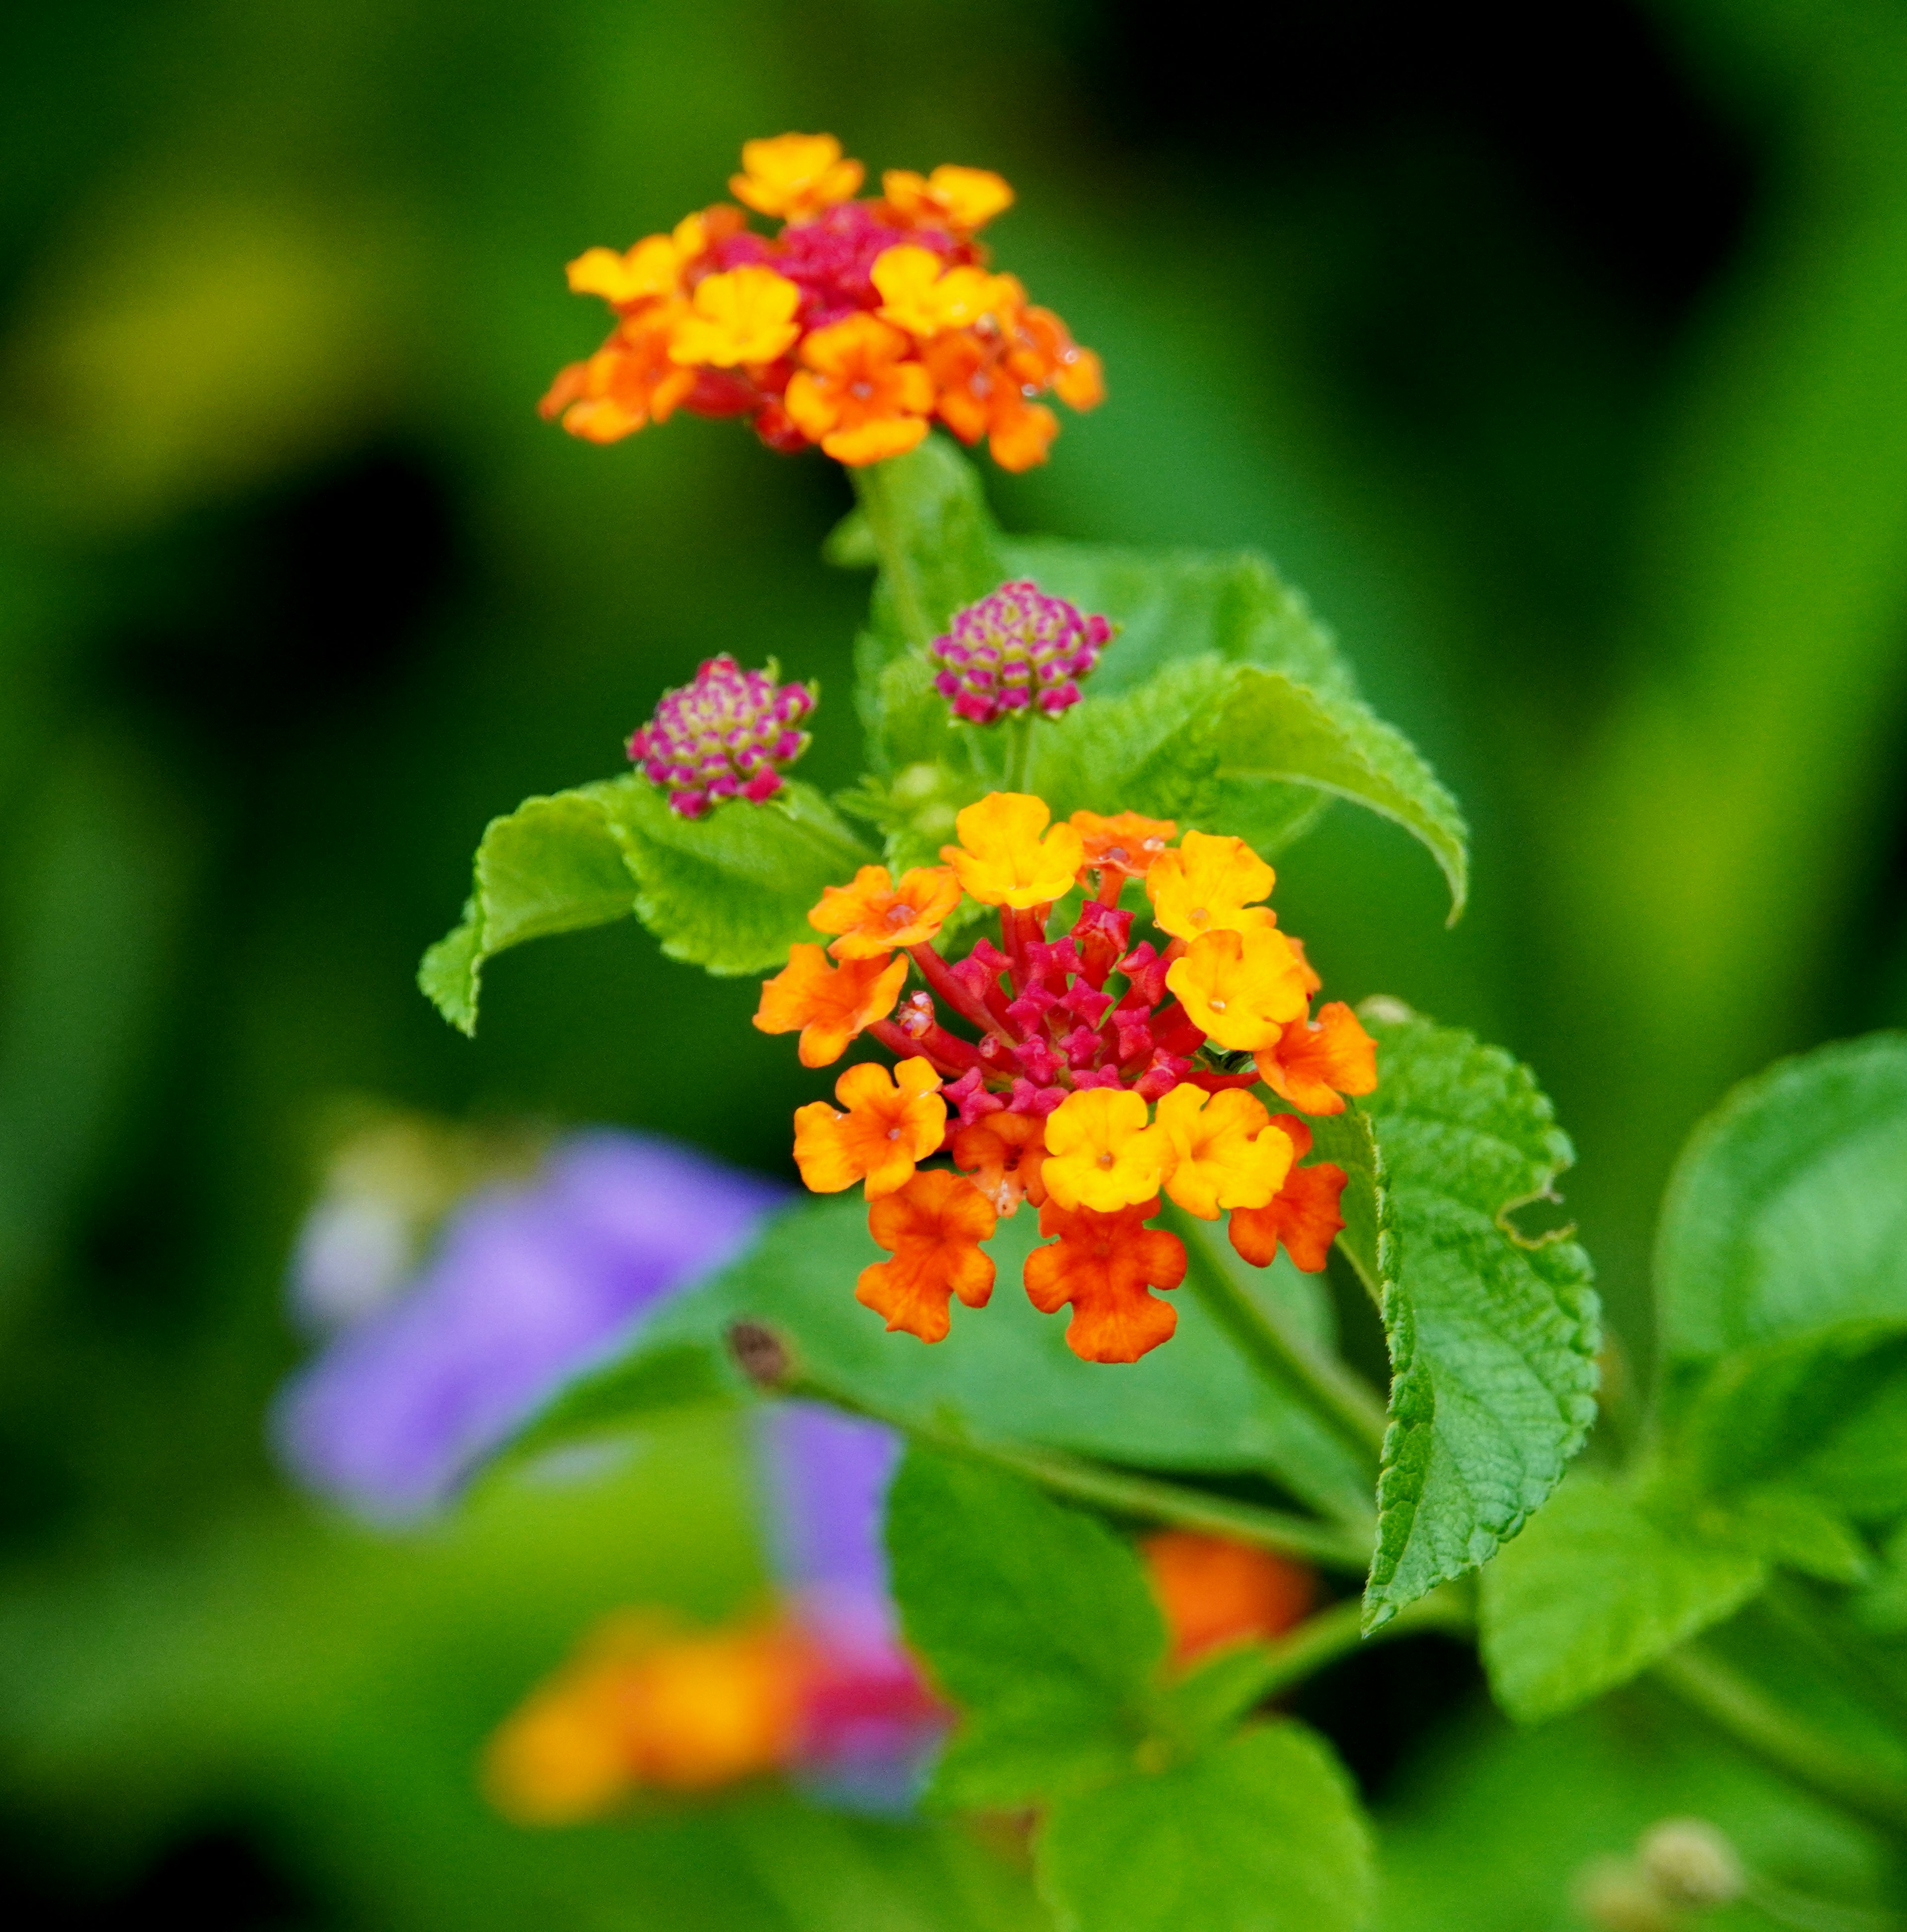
[1097,1151,1115,1169]
[1209,998,1227,1012]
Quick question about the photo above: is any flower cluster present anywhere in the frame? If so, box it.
[540,134,1102,470]
[626,653,816,818]
[753,793,1378,1362]
[930,580,1112,724]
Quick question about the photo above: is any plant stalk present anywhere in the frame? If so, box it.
[1172,1209,1389,1471]
[1653,1641,1907,1841]
[772,1356,1375,1573]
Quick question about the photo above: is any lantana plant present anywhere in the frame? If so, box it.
[418,134,1907,1932]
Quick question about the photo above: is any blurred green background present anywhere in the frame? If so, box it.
[3,0,1906,1924]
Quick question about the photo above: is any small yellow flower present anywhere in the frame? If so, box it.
[941,792,1085,909]
[1155,1086,1295,1219]
[1147,830,1278,942]
[1041,1088,1172,1214]
[668,266,803,368]
[882,165,1015,234]
[565,212,710,307]
[731,133,865,219]
[1166,929,1310,1051]
[871,246,1019,340]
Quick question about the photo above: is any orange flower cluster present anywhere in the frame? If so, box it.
[539,134,1102,470]
[753,794,1378,1362]
[485,1532,1315,1823]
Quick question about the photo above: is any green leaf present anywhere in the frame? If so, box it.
[1311,1015,1601,1630]
[511,1195,1374,1528]
[418,777,872,1032]
[1028,661,1467,918]
[1205,668,1467,920]
[592,776,871,975]
[417,788,645,1033]
[1479,1476,1767,1723]
[1656,1033,1907,1367]
[1036,1723,1375,1932]
[885,1447,1166,1809]
[1669,1318,1907,1523]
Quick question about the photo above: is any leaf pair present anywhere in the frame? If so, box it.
[887,1450,1375,1932]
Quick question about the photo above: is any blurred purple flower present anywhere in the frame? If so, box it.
[757,1402,945,1811]
[275,1131,785,1523]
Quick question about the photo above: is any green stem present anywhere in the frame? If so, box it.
[782,1363,1374,1573]
[1004,713,1037,796]
[1653,1642,1907,1841]
[850,462,932,647]
[1172,1210,1388,1470]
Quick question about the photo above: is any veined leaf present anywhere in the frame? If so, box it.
[592,776,871,974]
[1656,1033,1907,1369]
[1207,668,1467,920]
[1480,1475,1766,1724]
[1311,1015,1601,1630]
[509,1195,1373,1528]
[417,788,643,1035]
[1036,1723,1375,1932]
[418,777,872,1033]
[886,1448,1165,1809]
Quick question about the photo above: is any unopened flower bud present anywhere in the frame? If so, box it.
[1638,1819,1743,1908]
[628,655,815,818]
[929,580,1110,725]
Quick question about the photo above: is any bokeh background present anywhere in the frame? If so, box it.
[3,0,1906,1923]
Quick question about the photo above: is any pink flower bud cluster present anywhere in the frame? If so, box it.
[627,654,815,818]
[929,580,1111,726]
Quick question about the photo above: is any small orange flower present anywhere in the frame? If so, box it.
[540,311,696,443]
[784,313,935,465]
[1165,928,1311,1052]
[1155,1086,1294,1218]
[1142,1532,1317,1668]
[919,326,1059,473]
[1147,830,1279,942]
[872,246,1018,340]
[1005,304,1105,411]
[1024,1197,1187,1363]
[856,1169,998,1343]
[1227,1116,1348,1273]
[1254,1001,1379,1116]
[952,1110,1049,1216]
[940,791,1085,908]
[1041,1087,1173,1213]
[808,864,962,960]
[1070,810,1177,878]
[792,1057,946,1198]
[881,164,1015,234]
[483,1613,809,1819]
[754,945,907,1068]
[668,265,803,368]
[730,133,865,219]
